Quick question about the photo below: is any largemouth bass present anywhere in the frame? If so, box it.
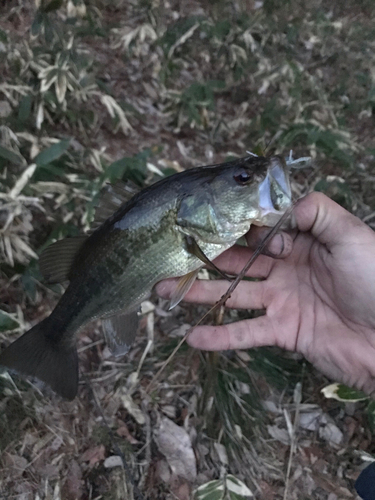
[0,155,292,400]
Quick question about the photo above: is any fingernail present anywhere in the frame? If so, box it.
[267,233,284,257]
[186,330,199,348]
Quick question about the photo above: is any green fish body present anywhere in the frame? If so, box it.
[0,155,292,399]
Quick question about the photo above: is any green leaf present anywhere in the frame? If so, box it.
[208,20,231,40]
[104,157,129,182]
[21,260,44,301]
[33,163,67,180]
[17,95,33,124]
[0,145,24,166]
[0,29,8,43]
[42,0,64,12]
[314,177,353,210]
[195,479,224,500]
[0,310,19,333]
[226,475,253,498]
[321,383,368,402]
[195,475,253,500]
[31,11,45,37]
[160,16,205,54]
[367,401,375,433]
[34,140,70,167]
[103,150,151,185]
[44,15,55,44]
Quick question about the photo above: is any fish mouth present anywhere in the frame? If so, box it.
[256,157,293,226]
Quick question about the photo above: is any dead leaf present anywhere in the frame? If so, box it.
[116,420,139,444]
[213,443,228,465]
[4,454,28,478]
[170,476,191,500]
[120,392,146,425]
[154,417,196,482]
[104,455,123,468]
[80,445,106,468]
[51,436,64,451]
[156,458,171,483]
[267,425,290,445]
[259,480,277,500]
[299,410,322,431]
[64,460,83,500]
[319,422,343,446]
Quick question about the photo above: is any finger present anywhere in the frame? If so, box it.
[295,192,373,249]
[245,227,294,259]
[187,316,277,351]
[212,246,275,278]
[156,278,268,310]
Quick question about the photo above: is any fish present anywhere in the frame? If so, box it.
[0,155,292,400]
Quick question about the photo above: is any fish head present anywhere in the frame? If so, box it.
[208,155,293,240]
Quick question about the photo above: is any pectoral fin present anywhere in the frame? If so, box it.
[102,308,140,356]
[168,269,200,310]
[185,236,232,281]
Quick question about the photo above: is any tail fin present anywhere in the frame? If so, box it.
[0,319,78,400]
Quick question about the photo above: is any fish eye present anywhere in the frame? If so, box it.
[233,170,252,185]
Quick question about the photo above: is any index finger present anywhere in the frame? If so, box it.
[212,245,274,278]
[245,227,294,259]
[213,229,293,278]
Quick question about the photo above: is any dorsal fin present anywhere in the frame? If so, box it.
[39,236,87,284]
[91,181,140,231]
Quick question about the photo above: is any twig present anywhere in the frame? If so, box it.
[146,203,296,392]
[138,400,152,490]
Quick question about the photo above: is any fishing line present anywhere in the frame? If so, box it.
[146,202,296,392]
[81,372,147,500]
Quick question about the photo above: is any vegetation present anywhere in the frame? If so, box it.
[1,0,375,498]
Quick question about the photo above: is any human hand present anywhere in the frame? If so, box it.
[156,192,375,395]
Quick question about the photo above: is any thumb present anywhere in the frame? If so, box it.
[295,192,369,249]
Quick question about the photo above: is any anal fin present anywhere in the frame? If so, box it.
[102,308,140,357]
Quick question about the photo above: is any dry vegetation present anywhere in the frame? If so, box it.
[1,0,375,498]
